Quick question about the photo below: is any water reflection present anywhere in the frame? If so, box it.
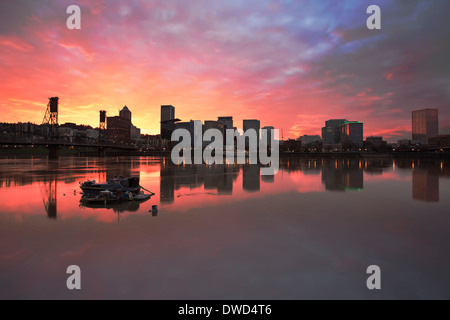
[1,156,450,299]
[322,158,363,191]
[40,178,57,219]
[160,161,239,203]
[412,168,439,202]
[0,156,448,220]
[243,165,260,192]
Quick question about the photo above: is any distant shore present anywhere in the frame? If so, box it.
[1,146,449,159]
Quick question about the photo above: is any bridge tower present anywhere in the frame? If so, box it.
[42,97,59,144]
[98,110,107,153]
[43,97,59,126]
[100,110,107,130]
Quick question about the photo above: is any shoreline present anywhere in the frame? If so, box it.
[1,147,449,159]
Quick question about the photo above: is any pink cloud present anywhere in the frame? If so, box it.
[384,72,393,80]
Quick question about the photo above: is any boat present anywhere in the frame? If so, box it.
[80,177,141,196]
[134,191,152,201]
[80,189,154,205]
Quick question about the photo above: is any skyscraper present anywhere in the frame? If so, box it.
[203,120,225,147]
[243,119,260,151]
[218,117,234,147]
[161,105,175,140]
[119,106,132,122]
[322,119,347,145]
[217,117,233,131]
[243,120,260,135]
[262,126,275,150]
[107,106,133,143]
[340,121,363,147]
[412,108,439,144]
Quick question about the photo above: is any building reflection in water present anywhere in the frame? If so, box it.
[160,159,175,204]
[261,174,275,183]
[0,156,447,220]
[159,159,240,202]
[243,165,260,192]
[321,158,364,191]
[412,167,439,202]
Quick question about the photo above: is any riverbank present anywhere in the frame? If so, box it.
[1,146,448,159]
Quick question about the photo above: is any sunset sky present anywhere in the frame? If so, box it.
[1,0,449,141]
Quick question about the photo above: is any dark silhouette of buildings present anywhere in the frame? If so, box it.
[322,119,363,148]
[218,117,233,130]
[340,121,363,147]
[322,119,347,145]
[107,106,133,143]
[428,134,450,149]
[160,105,176,140]
[243,119,260,151]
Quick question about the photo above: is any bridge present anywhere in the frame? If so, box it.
[0,136,137,157]
[0,97,138,158]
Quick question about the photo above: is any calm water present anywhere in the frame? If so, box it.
[0,156,449,299]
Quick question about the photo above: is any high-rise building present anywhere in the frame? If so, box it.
[107,106,133,143]
[243,120,260,133]
[119,106,132,122]
[174,120,202,147]
[262,126,275,150]
[340,121,363,147]
[322,119,347,145]
[203,121,225,147]
[412,108,438,144]
[161,105,175,140]
[218,117,233,130]
[218,117,234,147]
[243,119,260,151]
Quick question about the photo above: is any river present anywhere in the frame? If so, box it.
[0,156,449,299]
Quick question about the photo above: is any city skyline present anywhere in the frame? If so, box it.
[1,1,449,141]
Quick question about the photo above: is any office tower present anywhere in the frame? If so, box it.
[217,117,233,131]
[340,121,364,147]
[203,121,225,147]
[107,106,133,143]
[412,108,439,144]
[262,126,275,150]
[243,119,260,151]
[243,119,260,132]
[218,117,234,147]
[161,105,175,140]
[174,120,202,147]
[204,120,225,133]
[322,119,347,145]
[119,106,132,121]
